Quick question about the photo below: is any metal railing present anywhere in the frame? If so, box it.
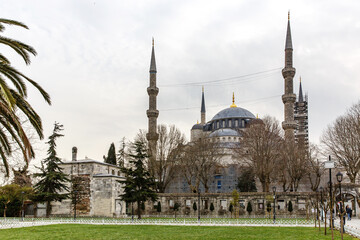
[0,217,314,229]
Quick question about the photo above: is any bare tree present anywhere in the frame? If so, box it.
[235,116,282,192]
[322,101,360,183]
[282,141,308,192]
[155,125,186,192]
[306,144,324,191]
[178,133,223,193]
[134,125,186,192]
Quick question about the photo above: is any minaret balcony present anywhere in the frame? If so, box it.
[282,121,297,130]
[282,94,296,104]
[282,67,296,78]
[146,109,159,118]
[146,132,159,141]
[147,87,159,96]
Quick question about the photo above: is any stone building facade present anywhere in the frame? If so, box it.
[50,149,126,217]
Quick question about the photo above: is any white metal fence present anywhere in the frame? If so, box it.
[0,217,315,229]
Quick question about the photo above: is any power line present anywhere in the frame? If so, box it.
[160,94,281,112]
[159,67,281,87]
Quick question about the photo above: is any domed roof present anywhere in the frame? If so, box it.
[191,123,203,130]
[212,107,255,121]
[209,128,240,137]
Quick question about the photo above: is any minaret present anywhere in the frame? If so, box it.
[282,12,297,142]
[200,86,206,125]
[146,38,159,170]
[294,77,309,149]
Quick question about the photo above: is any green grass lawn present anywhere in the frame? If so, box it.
[0,224,358,240]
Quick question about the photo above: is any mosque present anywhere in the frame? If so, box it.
[40,13,312,218]
[158,14,309,193]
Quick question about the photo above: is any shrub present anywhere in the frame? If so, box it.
[193,202,197,211]
[246,201,252,215]
[210,203,215,212]
[288,201,293,213]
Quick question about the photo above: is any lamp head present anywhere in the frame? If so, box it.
[336,172,343,183]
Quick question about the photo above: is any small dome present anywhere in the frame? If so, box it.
[191,124,203,130]
[249,118,264,126]
[212,107,255,121]
[209,128,240,137]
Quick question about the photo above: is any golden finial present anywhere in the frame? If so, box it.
[230,92,237,108]
[300,76,302,83]
[202,86,204,92]
[197,120,199,124]
[152,37,154,47]
[256,114,259,119]
[288,10,290,20]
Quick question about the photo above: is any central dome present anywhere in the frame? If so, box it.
[212,107,255,121]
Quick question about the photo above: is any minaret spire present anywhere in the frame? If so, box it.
[150,38,157,73]
[298,77,304,102]
[285,11,293,50]
[147,38,159,175]
[200,86,206,124]
[282,13,297,142]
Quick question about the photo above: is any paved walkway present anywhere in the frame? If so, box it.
[334,218,360,238]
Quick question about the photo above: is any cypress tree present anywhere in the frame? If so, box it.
[237,168,257,192]
[157,201,161,213]
[33,122,70,217]
[288,200,293,213]
[193,202,197,211]
[119,140,157,219]
[173,202,180,219]
[246,201,253,215]
[210,202,215,212]
[104,143,116,165]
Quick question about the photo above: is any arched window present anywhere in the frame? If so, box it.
[112,169,115,175]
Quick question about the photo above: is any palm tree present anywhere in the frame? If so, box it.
[0,18,51,175]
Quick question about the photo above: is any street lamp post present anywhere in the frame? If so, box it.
[319,187,324,222]
[272,187,276,224]
[198,189,201,223]
[336,171,344,239]
[73,190,78,220]
[21,191,25,221]
[324,156,335,233]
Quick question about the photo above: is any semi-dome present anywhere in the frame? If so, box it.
[212,107,255,121]
[209,128,241,138]
[191,123,203,130]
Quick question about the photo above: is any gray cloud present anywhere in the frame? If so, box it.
[1,0,359,167]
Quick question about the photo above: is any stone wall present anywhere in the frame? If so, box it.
[144,192,313,217]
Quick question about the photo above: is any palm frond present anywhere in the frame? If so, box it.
[0,63,27,96]
[0,76,16,108]
[0,53,10,65]
[0,18,29,29]
[0,36,36,65]
[10,89,43,139]
[1,64,51,104]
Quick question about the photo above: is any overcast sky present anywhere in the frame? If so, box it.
[1,0,360,169]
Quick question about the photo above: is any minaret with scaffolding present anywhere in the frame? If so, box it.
[294,78,309,148]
